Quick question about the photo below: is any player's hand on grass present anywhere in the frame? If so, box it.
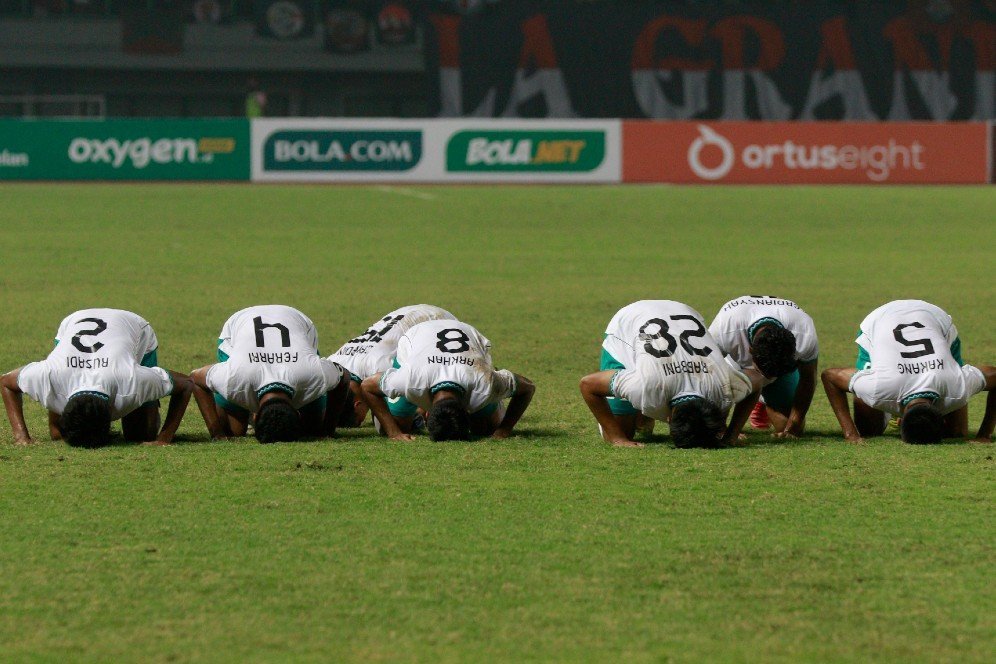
[612,439,643,448]
[491,429,511,440]
[722,434,748,448]
[844,434,865,444]
[142,440,172,447]
[773,430,798,440]
[13,434,35,446]
[970,436,992,444]
[389,433,415,442]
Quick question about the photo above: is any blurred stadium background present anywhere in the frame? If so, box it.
[0,0,992,121]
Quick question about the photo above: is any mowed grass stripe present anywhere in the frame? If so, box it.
[0,184,993,662]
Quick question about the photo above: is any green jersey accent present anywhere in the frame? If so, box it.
[950,337,963,366]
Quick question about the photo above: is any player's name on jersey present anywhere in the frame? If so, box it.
[337,345,371,357]
[66,356,110,369]
[426,355,476,366]
[898,359,946,374]
[247,351,299,364]
[721,297,800,311]
[659,360,711,376]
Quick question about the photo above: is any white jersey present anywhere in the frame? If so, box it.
[328,304,456,379]
[604,301,754,419]
[379,320,516,414]
[206,305,342,412]
[16,308,172,419]
[708,295,819,370]
[849,300,985,415]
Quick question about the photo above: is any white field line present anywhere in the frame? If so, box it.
[375,185,437,200]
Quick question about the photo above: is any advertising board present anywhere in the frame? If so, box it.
[622,122,990,184]
[0,119,250,180]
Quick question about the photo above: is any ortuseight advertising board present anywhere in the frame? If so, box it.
[623,121,990,184]
[251,119,622,183]
[0,119,250,180]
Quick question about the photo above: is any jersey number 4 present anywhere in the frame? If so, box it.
[639,316,713,358]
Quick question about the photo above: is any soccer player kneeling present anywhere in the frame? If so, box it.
[708,295,819,438]
[579,300,767,448]
[822,299,995,444]
[1,308,199,447]
[189,305,350,443]
[327,304,457,427]
[357,319,535,441]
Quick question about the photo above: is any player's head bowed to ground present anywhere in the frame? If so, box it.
[327,304,457,428]
[708,295,819,439]
[580,300,768,448]
[1,308,202,447]
[821,300,996,444]
[188,305,351,444]
[356,319,535,442]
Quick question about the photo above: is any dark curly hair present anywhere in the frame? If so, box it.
[900,402,943,444]
[61,393,112,448]
[751,324,798,379]
[670,398,726,448]
[426,397,470,441]
[255,399,302,443]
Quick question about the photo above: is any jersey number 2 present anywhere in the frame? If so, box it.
[71,318,108,353]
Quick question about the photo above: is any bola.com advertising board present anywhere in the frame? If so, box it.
[250,119,622,183]
[622,121,991,184]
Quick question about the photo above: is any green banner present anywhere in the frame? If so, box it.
[0,119,250,181]
[446,130,606,172]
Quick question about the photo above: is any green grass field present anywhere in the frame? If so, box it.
[1,184,994,662]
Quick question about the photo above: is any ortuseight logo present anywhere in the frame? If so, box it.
[685,124,926,182]
[447,130,605,172]
[688,125,734,180]
[263,130,422,171]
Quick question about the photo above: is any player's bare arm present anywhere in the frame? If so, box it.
[321,374,353,438]
[821,367,863,443]
[48,410,64,441]
[775,360,818,438]
[972,365,996,443]
[722,368,765,446]
[1,368,33,445]
[491,373,535,439]
[359,373,414,441]
[579,370,642,448]
[188,365,228,440]
[144,370,194,445]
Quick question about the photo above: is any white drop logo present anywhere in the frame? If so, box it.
[687,124,735,181]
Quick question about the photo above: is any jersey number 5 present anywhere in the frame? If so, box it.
[893,322,935,359]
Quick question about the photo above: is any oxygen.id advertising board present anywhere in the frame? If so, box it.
[251,119,621,183]
[0,119,249,180]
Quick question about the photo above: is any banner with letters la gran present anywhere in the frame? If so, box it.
[251,118,621,183]
[0,119,250,181]
[622,121,991,184]
[424,1,994,121]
